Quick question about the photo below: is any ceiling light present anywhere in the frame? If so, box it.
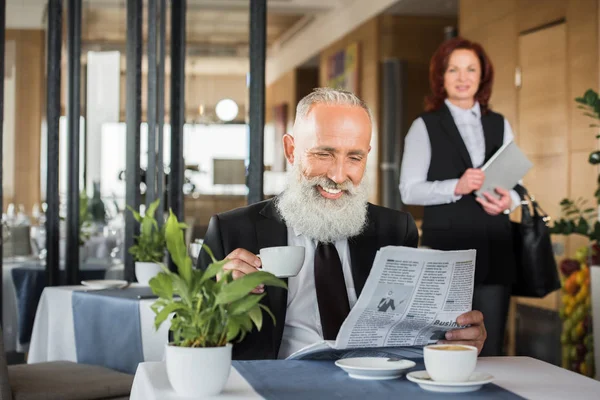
[215,98,239,122]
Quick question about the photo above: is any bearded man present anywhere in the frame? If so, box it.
[199,88,487,360]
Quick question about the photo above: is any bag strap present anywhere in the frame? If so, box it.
[514,184,551,225]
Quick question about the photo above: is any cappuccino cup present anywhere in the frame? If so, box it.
[423,344,478,382]
[258,246,305,277]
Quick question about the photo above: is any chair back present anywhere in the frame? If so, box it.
[0,328,14,400]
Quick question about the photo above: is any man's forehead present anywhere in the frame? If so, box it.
[295,104,371,139]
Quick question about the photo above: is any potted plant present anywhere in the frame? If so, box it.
[549,89,598,377]
[149,210,286,397]
[128,198,165,285]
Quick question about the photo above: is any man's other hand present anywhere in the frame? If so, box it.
[437,310,487,355]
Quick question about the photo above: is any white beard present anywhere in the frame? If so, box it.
[275,162,369,243]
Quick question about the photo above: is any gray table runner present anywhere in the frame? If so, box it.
[233,359,525,399]
[72,289,145,374]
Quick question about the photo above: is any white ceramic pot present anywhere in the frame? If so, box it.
[165,343,232,397]
[135,262,162,285]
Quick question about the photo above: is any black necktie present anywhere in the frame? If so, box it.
[314,242,350,340]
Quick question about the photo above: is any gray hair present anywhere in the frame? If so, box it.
[294,87,373,125]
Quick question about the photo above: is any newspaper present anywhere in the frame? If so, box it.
[287,246,476,360]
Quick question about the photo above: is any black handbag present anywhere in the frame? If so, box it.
[511,185,561,297]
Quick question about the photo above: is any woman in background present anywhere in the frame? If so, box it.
[400,37,520,356]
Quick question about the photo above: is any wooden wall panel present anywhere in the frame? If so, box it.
[265,69,296,129]
[5,30,44,213]
[517,0,566,33]
[462,15,519,131]
[568,0,599,152]
[379,15,456,135]
[517,24,568,157]
[459,0,517,34]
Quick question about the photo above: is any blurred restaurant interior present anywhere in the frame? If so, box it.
[1,0,600,397]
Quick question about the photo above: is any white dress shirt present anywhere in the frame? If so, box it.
[399,99,521,210]
[276,227,357,359]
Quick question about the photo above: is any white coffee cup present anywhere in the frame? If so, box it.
[258,246,305,278]
[423,344,478,382]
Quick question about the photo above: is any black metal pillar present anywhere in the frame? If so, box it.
[66,0,82,285]
[156,0,166,223]
[146,0,158,208]
[170,0,185,221]
[248,0,266,205]
[46,0,62,286]
[380,59,405,210]
[0,0,6,323]
[125,0,143,282]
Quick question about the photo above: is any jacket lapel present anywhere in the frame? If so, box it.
[257,199,288,354]
[481,113,497,163]
[348,206,378,297]
[439,104,473,169]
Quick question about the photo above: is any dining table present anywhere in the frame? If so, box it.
[27,284,168,374]
[130,356,600,399]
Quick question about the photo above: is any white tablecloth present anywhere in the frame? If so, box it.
[2,259,124,354]
[27,285,168,365]
[130,357,600,400]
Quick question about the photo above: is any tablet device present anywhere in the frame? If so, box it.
[475,141,533,199]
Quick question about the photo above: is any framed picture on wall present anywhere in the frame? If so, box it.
[325,42,360,96]
[272,103,288,172]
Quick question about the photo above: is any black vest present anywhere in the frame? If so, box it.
[420,104,516,285]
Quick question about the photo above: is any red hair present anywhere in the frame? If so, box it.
[425,37,494,114]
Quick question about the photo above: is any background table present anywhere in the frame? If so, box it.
[130,356,600,400]
[28,285,168,373]
[2,258,123,353]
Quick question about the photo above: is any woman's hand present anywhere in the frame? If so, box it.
[476,188,512,216]
[454,168,485,195]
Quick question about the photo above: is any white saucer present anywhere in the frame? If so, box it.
[406,370,494,393]
[335,357,416,380]
[81,279,128,290]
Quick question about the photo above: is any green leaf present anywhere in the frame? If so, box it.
[149,272,174,299]
[589,151,600,165]
[165,210,192,284]
[584,208,596,213]
[237,315,254,332]
[576,217,590,235]
[202,243,218,264]
[153,301,186,330]
[259,303,276,325]
[584,89,598,106]
[226,319,241,342]
[215,272,287,305]
[575,96,587,104]
[248,305,263,331]
[127,205,143,223]
[146,198,161,219]
[228,293,265,316]
[200,259,229,284]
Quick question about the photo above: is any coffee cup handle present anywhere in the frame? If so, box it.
[255,254,262,268]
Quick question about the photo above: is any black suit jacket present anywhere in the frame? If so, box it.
[198,198,419,360]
